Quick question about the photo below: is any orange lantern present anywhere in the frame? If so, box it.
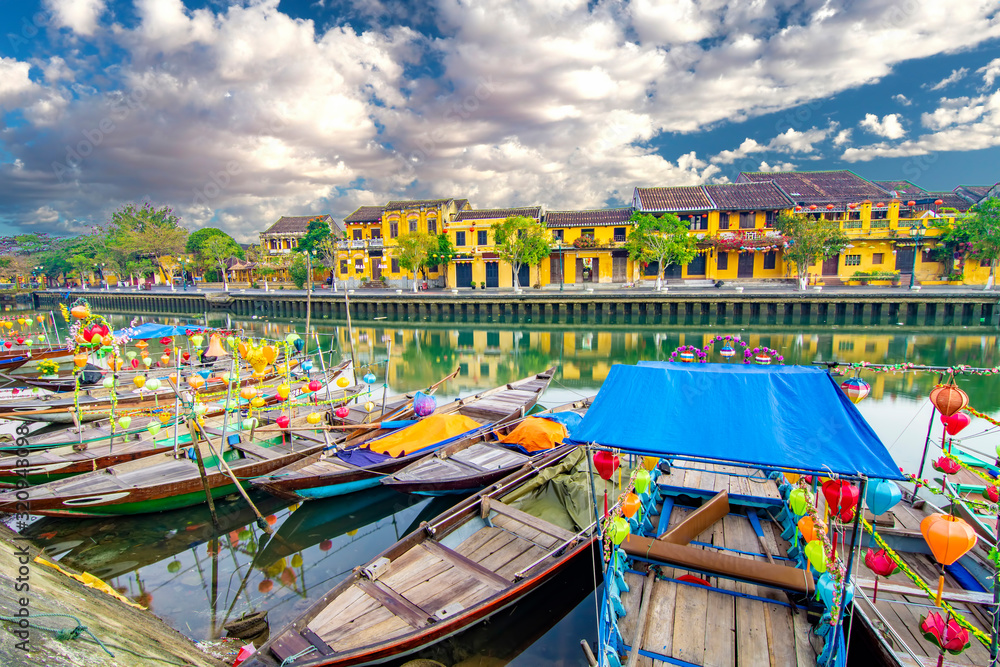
[929,383,969,417]
[160,354,170,366]
[262,345,277,364]
[188,375,205,390]
[74,353,88,367]
[70,305,89,319]
[797,516,817,543]
[113,358,124,371]
[240,386,258,400]
[205,334,227,358]
[157,411,172,424]
[135,340,148,350]
[621,493,641,518]
[920,513,977,605]
[237,341,248,359]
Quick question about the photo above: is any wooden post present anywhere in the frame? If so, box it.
[344,286,358,373]
[186,418,220,529]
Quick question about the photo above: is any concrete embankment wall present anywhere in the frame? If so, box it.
[34,289,1000,328]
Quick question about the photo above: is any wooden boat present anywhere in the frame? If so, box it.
[0,413,176,454]
[0,358,343,424]
[244,445,599,667]
[381,398,590,496]
[251,368,554,501]
[0,418,330,517]
[0,362,355,486]
[0,345,74,371]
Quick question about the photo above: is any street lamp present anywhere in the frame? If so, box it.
[908,221,925,290]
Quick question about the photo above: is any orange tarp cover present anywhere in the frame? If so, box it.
[368,413,481,457]
[499,416,568,453]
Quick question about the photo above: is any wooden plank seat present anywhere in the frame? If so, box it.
[449,443,529,471]
[661,491,729,545]
[229,441,287,460]
[481,497,575,544]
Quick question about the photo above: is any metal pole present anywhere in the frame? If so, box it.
[172,345,182,458]
[49,311,61,344]
[343,286,358,373]
[304,252,312,357]
[913,372,945,498]
[991,511,999,666]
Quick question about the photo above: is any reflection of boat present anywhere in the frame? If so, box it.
[255,487,429,567]
[246,446,599,667]
[941,445,998,546]
[252,369,554,501]
[23,493,290,580]
[382,398,589,496]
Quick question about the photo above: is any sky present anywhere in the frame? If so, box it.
[0,0,998,243]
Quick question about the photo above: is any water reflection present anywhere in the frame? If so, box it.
[12,314,1000,662]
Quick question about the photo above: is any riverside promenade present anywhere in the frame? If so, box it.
[33,283,1000,329]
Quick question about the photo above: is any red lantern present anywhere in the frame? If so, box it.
[593,450,620,481]
[848,203,857,209]
[82,327,95,342]
[931,456,961,475]
[794,205,803,212]
[944,412,970,435]
[276,415,290,429]
[16,337,24,345]
[335,405,350,419]
[934,199,944,206]
[308,379,322,392]
[908,200,916,207]
[876,202,885,208]
[930,384,969,417]
[864,547,899,603]
[258,579,273,593]
[319,539,332,551]
[821,479,859,515]
[182,351,190,361]
[826,204,834,210]
[838,506,856,523]
[808,204,817,210]
[160,337,172,345]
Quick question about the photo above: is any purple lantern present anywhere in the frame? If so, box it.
[413,391,436,417]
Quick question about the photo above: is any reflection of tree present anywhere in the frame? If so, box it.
[399,330,458,387]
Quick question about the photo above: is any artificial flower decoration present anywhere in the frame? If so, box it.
[920,612,970,656]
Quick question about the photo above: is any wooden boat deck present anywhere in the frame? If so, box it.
[656,459,783,504]
[853,498,995,667]
[618,505,818,666]
[394,443,531,483]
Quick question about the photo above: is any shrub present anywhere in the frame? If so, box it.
[572,235,597,249]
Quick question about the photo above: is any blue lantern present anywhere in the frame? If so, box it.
[865,479,901,516]
[678,350,695,363]
[363,372,377,385]
[720,345,735,359]
[816,572,854,610]
[413,391,436,417]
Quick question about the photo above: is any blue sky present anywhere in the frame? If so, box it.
[0,0,997,241]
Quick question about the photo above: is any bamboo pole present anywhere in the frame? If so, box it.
[185,418,220,530]
[343,287,357,372]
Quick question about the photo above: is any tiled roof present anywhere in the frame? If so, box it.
[343,206,384,224]
[703,182,794,211]
[954,185,992,204]
[384,198,455,211]
[454,207,542,222]
[923,192,973,212]
[875,180,928,198]
[545,208,634,228]
[634,186,713,212]
[738,170,888,205]
[454,199,471,210]
[262,215,331,236]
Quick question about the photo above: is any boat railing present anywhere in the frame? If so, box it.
[512,519,597,580]
[852,585,928,666]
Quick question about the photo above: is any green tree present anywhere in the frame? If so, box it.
[490,216,550,290]
[287,254,309,289]
[101,203,188,289]
[298,217,331,255]
[964,197,1000,290]
[200,234,243,289]
[624,212,697,291]
[774,211,849,290]
[185,228,241,257]
[424,233,458,287]
[395,232,437,291]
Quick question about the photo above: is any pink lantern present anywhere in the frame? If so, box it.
[308,379,322,392]
[335,405,350,419]
[943,412,970,436]
[276,415,290,429]
[931,456,961,475]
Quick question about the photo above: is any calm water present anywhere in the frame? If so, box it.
[11,313,1000,666]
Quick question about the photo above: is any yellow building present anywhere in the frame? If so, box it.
[336,206,386,286]
[380,198,471,288]
[543,208,635,285]
[446,206,542,289]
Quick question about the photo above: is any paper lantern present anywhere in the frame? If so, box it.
[118,416,132,430]
[237,341,248,359]
[622,493,641,518]
[3,341,9,349]
[929,383,969,417]
[157,411,172,424]
[364,401,375,412]
[102,377,115,389]
[188,375,205,390]
[865,548,898,578]
[190,334,204,348]
[838,506,856,523]
[816,572,853,611]
[931,456,961,475]
[865,479,901,516]
[308,379,322,392]
[70,305,89,319]
[363,372,377,385]
[142,357,152,368]
[984,485,999,503]
[848,203,857,209]
[943,412,970,435]
[840,377,871,404]
[285,333,299,344]
[206,335,227,358]
[136,340,148,350]
[261,345,277,364]
[633,469,651,494]
[145,378,161,391]
[133,375,146,388]
[754,353,771,365]
[593,450,620,481]
[336,376,350,388]
[15,337,24,345]
[934,199,944,206]
[826,204,834,210]
[146,423,161,437]
[794,205,802,211]
[36,315,44,323]
[804,540,827,572]
[37,335,44,342]
[276,415,290,429]
[74,353,88,368]
[277,384,290,400]
[335,405,350,419]
[126,350,137,360]
[719,345,735,358]
[192,403,207,416]
[808,204,817,210]
[413,391,436,417]
[797,516,817,543]
[240,387,258,400]
[242,418,258,430]
[160,354,170,366]
[907,200,916,207]
[821,479,859,515]
[258,579,273,594]
[920,611,971,656]
[678,350,695,362]
[921,514,977,566]
[607,517,630,545]
[130,358,139,369]
[250,396,266,408]
[789,487,809,516]
[306,412,322,425]
[319,540,332,551]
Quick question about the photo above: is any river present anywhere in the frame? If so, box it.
[10,313,1000,666]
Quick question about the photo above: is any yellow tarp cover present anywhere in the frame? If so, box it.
[33,556,146,609]
[499,417,568,453]
[368,413,481,457]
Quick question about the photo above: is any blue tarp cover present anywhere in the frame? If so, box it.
[570,362,903,479]
[115,323,208,339]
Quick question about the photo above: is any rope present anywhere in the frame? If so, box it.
[0,612,114,657]
[279,645,316,666]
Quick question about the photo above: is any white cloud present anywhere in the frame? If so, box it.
[843,90,1000,162]
[710,125,831,164]
[0,58,38,106]
[859,113,906,139]
[893,94,912,106]
[979,58,1000,89]
[758,161,797,172]
[833,128,852,146]
[928,67,969,91]
[44,0,105,37]
[710,138,767,164]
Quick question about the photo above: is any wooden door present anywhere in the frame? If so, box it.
[895,247,915,273]
[737,253,755,278]
[485,262,499,287]
[822,254,840,276]
[612,256,627,282]
[455,262,471,287]
[550,255,563,285]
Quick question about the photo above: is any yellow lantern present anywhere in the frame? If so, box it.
[74,353,88,368]
[277,384,290,400]
[336,376,350,388]
[133,375,146,388]
[188,375,205,390]
[364,401,375,412]
[250,396,266,408]
[306,412,322,425]
[641,456,658,471]
[157,411,172,424]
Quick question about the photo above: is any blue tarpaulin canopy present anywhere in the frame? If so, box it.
[571,362,903,479]
[115,323,208,339]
